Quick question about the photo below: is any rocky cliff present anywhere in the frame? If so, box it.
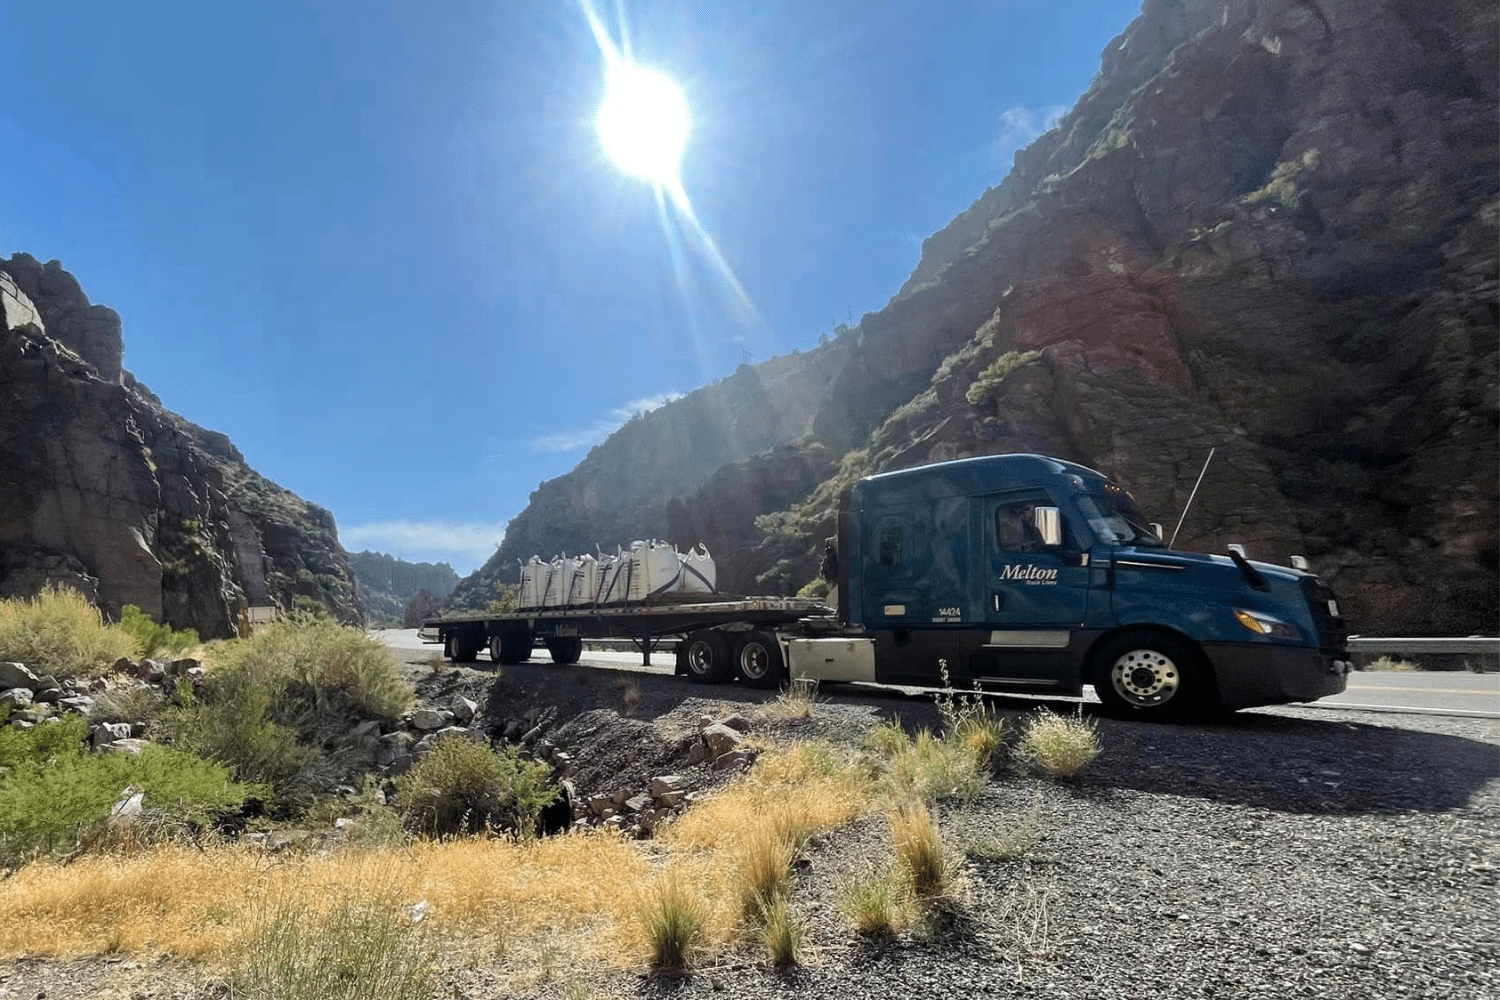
[457,0,1498,634]
[0,254,362,635]
[348,551,458,627]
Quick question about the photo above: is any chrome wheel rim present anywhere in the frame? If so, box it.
[1110,648,1179,707]
[739,641,770,681]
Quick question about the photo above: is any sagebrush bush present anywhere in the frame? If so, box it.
[208,617,412,732]
[395,736,556,838]
[0,739,257,869]
[229,889,434,1000]
[0,586,137,678]
[0,715,88,770]
[1015,710,1101,779]
[117,604,199,660]
[87,684,168,728]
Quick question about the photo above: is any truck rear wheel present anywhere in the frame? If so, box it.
[680,630,732,684]
[449,628,482,663]
[734,630,785,688]
[546,636,583,665]
[1092,631,1213,721]
[498,625,533,665]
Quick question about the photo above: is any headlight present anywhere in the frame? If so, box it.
[1233,609,1302,640]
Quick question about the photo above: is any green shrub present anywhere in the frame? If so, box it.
[0,586,137,678]
[838,869,901,937]
[964,350,1042,406]
[229,889,434,1000]
[395,736,556,838]
[158,683,319,813]
[0,741,257,868]
[0,715,88,771]
[117,604,200,660]
[888,729,989,804]
[1015,710,1101,778]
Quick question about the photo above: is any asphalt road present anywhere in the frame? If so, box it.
[373,629,1500,718]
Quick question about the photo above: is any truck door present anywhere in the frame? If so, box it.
[978,493,1092,668]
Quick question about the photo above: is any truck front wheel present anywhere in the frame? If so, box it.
[734,631,785,688]
[680,630,732,684]
[1092,631,1214,721]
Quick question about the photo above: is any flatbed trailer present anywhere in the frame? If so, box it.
[424,596,836,676]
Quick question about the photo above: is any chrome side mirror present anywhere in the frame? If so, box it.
[1150,522,1164,540]
[1033,506,1062,547]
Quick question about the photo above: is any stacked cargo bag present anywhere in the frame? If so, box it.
[679,543,716,594]
[567,553,598,606]
[519,556,546,609]
[596,547,629,604]
[544,555,577,607]
[627,540,682,602]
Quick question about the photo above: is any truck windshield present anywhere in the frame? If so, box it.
[1075,487,1164,547]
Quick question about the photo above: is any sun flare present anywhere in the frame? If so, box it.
[596,62,689,185]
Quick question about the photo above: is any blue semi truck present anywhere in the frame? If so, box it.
[429,453,1350,720]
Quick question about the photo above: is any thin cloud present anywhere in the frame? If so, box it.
[533,391,684,452]
[339,520,510,559]
[991,103,1069,165]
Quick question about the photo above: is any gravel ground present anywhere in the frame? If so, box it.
[3,656,1496,1000]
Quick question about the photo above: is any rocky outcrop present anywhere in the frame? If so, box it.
[0,255,362,634]
[464,0,1497,634]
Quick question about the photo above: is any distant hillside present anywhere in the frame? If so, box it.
[454,0,1497,635]
[348,551,458,627]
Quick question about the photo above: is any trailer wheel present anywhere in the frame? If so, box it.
[734,630,785,688]
[498,625,533,665]
[450,628,483,664]
[546,636,583,665]
[679,630,732,684]
[489,635,504,664]
[1092,631,1214,721]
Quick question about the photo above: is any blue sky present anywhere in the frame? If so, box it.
[1,0,1141,573]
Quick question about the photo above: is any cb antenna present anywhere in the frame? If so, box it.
[1168,447,1216,549]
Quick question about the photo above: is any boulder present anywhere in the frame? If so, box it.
[91,722,131,748]
[701,723,744,758]
[0,688,33,709]
[409,708,450,731]
[449,696,478,725]
[650,775,687,798]
[623,793,653,814]
[0,662,38,690]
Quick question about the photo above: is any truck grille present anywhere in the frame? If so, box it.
[1300,577,1349,656]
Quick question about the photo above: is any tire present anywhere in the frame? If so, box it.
[450,629,482,663]
[734,630,785,688]
[1092,631,1214,721]
[546,636,583,665]
[498,625,533,665]
[678,630,732,684]
[489,635,504,664]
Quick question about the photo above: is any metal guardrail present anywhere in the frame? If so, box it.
[1348,637,1500,656]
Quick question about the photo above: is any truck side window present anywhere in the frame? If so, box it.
[996,502,1045,554]
[878,526,903,567]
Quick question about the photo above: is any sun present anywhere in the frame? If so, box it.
[596,62,689,185]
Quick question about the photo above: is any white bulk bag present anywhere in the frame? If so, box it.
[596,548,629,604]
[627,540,683,602]
[544,555,577,608]
[679,543,716,593]
[518,556,546,609]
[567,553,598,606]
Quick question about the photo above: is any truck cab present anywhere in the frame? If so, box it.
[813,454,1349,719]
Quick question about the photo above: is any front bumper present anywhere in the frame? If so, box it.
[1204,642,1350,709]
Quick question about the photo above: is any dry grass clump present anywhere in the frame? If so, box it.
[637,876,707,972]
[1366,656,1418,671]
[838,868,905,937]
[228,887,434,1000]
[890,801,953,902]
[756,895,805,968]
[760,677,820,721]
[885,729,990,803]
[0,586,136,678]
[1014,710,1101,779]
[950,795,1046,862]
